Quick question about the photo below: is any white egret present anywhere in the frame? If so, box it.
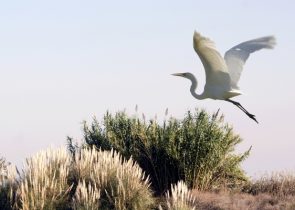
[172,31,276,123]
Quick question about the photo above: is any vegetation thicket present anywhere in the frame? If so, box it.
[4,108,292,210]
[81,109,250,194]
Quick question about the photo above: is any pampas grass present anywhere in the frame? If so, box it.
[74,147,154,210]
[17,147,73,210]
[160,181,196,210]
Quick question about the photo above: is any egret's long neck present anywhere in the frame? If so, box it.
[188,75,206,100]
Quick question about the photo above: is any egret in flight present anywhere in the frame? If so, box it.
[172,31,276,123]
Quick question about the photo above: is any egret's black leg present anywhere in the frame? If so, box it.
[226,99,250,114]
[225,99,258,123]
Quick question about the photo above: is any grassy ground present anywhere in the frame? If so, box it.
[188,172,295,210]
[191,190,295,210]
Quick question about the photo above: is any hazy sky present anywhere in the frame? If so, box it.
[1,0,294,177]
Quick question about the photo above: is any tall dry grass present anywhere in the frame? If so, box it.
[160,181,197,210]
[188,172,295,210]
[159,172,295,210]
[17,147,73,209]
[74,179,101,210]
[244,172,295,197]
[190,190,295,210]
[1,147,155,209]
[74,148,154,210]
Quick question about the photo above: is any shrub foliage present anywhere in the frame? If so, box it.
[82,109,250,194]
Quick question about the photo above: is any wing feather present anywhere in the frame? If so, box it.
[193,31,231,90]
[224,36,276,89]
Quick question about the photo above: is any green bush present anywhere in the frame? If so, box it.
[81,109,250,194]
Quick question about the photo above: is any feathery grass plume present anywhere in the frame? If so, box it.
[244,171,295,197]
[161,181,196,210]
[0,157,7,174]
[81,108,250,194]
[74,179,101,210]
[75,148,154,210]
[17,147,73,210]
[0,157,8,183]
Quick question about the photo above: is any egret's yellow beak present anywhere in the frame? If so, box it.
[171,73,184,77]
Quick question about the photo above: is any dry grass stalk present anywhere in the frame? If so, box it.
[245,172,295,197]
[162,181,196,210]
[75,148,154,210]
[191,190,295,210]
[17,147,72,210]
[74,179,101,210]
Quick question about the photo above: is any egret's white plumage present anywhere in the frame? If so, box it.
[224,36,276,89]
[172,31,276,123]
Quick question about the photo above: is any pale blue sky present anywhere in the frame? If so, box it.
[0,0,294,176]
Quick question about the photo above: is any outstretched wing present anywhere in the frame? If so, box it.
[193,31,231,91]
[224,36,276,89]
